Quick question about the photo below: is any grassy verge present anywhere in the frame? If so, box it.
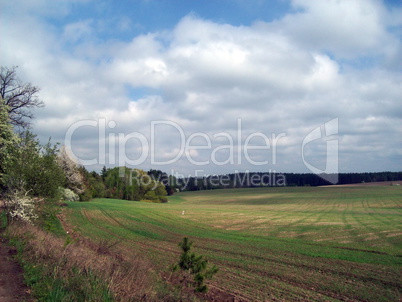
[0,210,7,229]
[7,222,115,301]
[18,244,112,300]
[2,199,204,301]
[3,199,170,302]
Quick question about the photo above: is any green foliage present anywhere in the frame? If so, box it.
[101,166,108,180]
[148,169,178,196]
[65,166,105,201]
[104,167,168,202]
[36,199,66,236]
[0,211,8,229]
[1,73,67,226]
[143,190,159,202]
[4,132,65,198]
[176,237,218,293]
[89,171,106,198]
[0,100,20,188]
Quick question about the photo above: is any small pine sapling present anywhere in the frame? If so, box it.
[175,237,218,293]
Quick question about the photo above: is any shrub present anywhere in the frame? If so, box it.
[5,190,38,224]
[144,190,159,202]
[59,188,79,202]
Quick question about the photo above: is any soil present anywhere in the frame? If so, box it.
[0,230,33,302]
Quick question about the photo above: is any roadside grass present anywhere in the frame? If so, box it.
[4,215,165,301]
[65,186,402,301]
[5,203,197,300]
[0,210,7,229]
[36,198,68,237]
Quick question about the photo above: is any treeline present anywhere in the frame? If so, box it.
[85,169,402,195]
[171,171,402,191]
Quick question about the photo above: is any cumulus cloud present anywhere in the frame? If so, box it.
[272,0,397,58]
[0,0,401,175]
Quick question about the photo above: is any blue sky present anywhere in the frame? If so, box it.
[1,0,401,178]
[52,0,291,35]
[45,0,400,41]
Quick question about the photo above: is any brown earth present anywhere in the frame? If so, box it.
[0,230,33,302]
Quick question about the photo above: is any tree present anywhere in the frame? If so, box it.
[4,132,65,198]
[103,167,168,202]
[0,101,20,189]
[88,170,106,198]
[175,237,218,293]
[0,66,44,128]
[57,146,85,196]
[148,169,177,195]
[101,166,108,180]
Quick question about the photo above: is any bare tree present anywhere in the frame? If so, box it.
[0,66,44,128]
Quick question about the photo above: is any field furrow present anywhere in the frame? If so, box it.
[66,185,402,301]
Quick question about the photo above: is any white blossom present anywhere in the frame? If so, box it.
[57,146,85,195]
[6,190,38,224]
[60,187,79,202]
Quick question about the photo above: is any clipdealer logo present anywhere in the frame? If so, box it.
[302,118,339,184]
[64,118,339,184]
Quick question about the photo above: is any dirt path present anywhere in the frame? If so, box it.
[0,231,33,302]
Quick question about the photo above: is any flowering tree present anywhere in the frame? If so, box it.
[1,71,64,224]
[0,100,19,188]
[57,146,85,196]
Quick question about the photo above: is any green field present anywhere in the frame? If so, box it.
[66,185,402,301]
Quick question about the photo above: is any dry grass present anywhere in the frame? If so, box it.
[7,221,157,301]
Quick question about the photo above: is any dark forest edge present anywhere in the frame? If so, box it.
[81,167,402,202]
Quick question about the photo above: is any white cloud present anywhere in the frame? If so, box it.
[271,0,399,59]
[1,0,401,174]
[63,20,94,43]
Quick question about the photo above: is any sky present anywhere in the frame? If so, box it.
[1,0,401,179]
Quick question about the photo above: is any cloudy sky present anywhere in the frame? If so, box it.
[1,0,401,178]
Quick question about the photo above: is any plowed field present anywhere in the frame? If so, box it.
[66,185,402,301]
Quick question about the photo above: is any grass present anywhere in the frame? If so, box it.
[3,198,158,301]
[65,185,402,301]
[6,223,116,302]
[6,220,157,301]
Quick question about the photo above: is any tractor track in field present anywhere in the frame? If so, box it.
[78,208,246,301]
[63,186,402,302]
[79,207,401,301]
[83,204,402,301]
[80,208,175,254]
[216,259,398,302]
[80,208,287,301]
[200,244,401,288]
